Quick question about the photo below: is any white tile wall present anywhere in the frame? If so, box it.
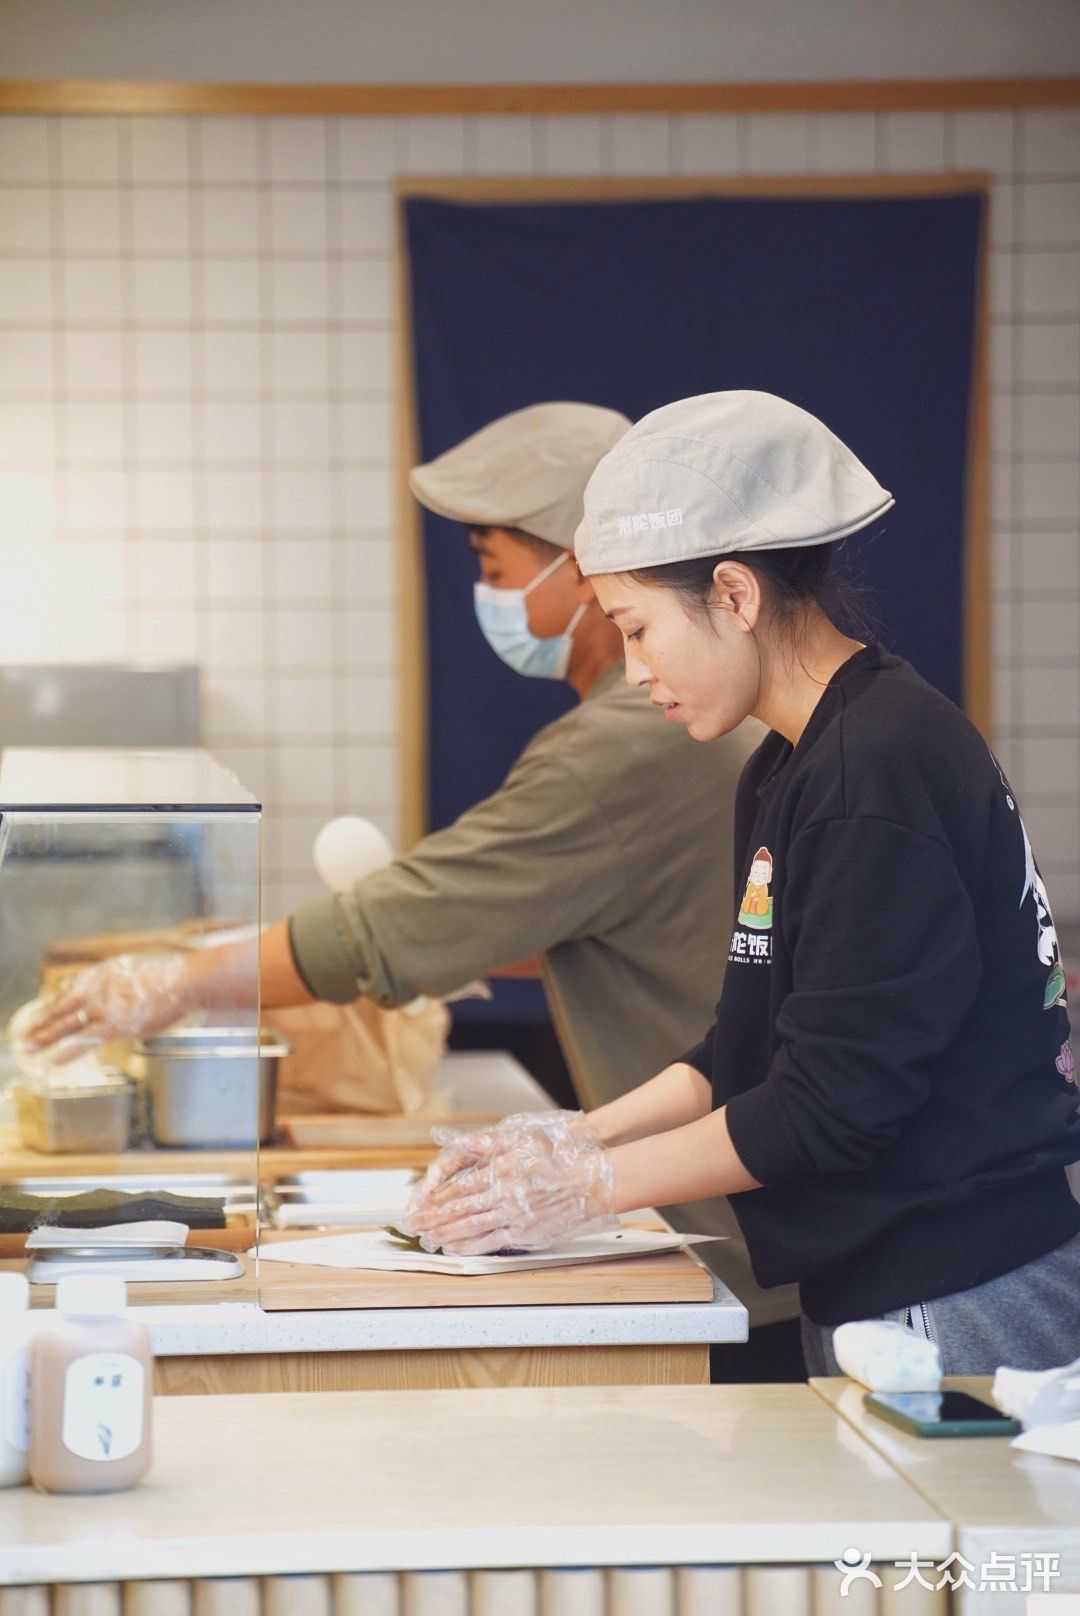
[674,114,740,173]
[539,115,604,174]
[880,111,949,172]
[0,107,1077,921]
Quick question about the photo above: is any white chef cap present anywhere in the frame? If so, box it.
[410,402,631,552]
[574,390,893,576]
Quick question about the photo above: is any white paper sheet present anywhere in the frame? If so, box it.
[1011,1419,1080,1465]
[252,1226,718,1276]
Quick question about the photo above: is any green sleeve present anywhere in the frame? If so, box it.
[287,749,627,1006]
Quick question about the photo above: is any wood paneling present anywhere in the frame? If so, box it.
[153,1342,709,1394]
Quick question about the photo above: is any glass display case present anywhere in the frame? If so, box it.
[0,748,262,1307]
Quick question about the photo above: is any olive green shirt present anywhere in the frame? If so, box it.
[289,664,798,1326]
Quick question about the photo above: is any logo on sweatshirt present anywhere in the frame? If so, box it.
[738,846,774,932]
[991,751,1067,1011]
[730,847,776,965]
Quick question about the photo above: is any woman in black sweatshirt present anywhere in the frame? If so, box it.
[408,392,1080,1373]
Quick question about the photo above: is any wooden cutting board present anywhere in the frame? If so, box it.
[257,1226,715,1311]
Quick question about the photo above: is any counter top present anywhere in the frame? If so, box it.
[3,1051,750,1350]
[813,1376,1080,1576]
[0,1051,550,1178]
[0,1384,948,1584]
[127,1266,748,1354]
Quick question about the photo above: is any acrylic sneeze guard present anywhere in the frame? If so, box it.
[0,748,262,1308]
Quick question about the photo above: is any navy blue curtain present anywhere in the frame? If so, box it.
[405,191,983,1020]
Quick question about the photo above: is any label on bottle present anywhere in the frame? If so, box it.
[0,1344,29,1453]
[61,1352,145,1463]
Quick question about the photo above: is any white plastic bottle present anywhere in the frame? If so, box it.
[29,1273,153,1494]
[0,1271,32,1487]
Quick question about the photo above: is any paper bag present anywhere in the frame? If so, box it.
[264,996,450,1117]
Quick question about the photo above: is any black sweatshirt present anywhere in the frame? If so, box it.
[684,644,1080,1326]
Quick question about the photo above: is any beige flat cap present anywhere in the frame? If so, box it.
[409,402,631,550]
[575,391,894,576]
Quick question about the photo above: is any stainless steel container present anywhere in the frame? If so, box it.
[134,1027,288,1148]
[14,1073,135,1154]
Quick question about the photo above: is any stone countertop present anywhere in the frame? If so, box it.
[0,1384,949,1584]
[812,1376,1080,1563]
[132,1265,749,1356]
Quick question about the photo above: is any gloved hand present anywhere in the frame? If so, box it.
[402,1110,616,1256]
[16,952,191,1060]
[409,1109,595,1206]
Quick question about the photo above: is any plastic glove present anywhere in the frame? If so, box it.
[403,1110,616,1256]
[15,952,191,1059]
[406,1110,593,1213]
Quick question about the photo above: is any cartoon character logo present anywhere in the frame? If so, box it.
[738,846,774,931]
[991,751,1067,1011]
[1056,1040,1075,1086]
[1018,810,1067,1009]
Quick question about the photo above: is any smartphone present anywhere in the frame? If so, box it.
[864,1389,1021,1439]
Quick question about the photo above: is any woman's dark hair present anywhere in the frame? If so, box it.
[625,541,876,646]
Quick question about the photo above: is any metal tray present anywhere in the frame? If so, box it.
[26,1244,245,1283]
[14,1076,135,1154]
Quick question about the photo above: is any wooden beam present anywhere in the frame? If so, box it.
[394,172,991,202]
[964,191,993,740]
[0,77,1077,117]
[396,207,429,851]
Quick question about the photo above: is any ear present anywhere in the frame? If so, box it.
[711,561,762,633]
[568,557,596,601]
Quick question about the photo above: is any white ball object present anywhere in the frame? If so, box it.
[313,816,394,892]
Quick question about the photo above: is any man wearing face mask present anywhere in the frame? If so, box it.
[26,402,801,1381]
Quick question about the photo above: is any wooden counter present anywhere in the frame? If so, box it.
[6,1233,744,1395]
[0,1051,553,1177]
[155,1228,727,1393]
[812,1376,1080,1616]
[0,1122,436,1178]
[0,1383,950,1608]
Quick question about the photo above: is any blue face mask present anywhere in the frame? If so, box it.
[473,551,587,680]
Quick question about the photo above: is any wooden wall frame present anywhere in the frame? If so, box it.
[0,78,1076,116]
[396,173,991,845]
